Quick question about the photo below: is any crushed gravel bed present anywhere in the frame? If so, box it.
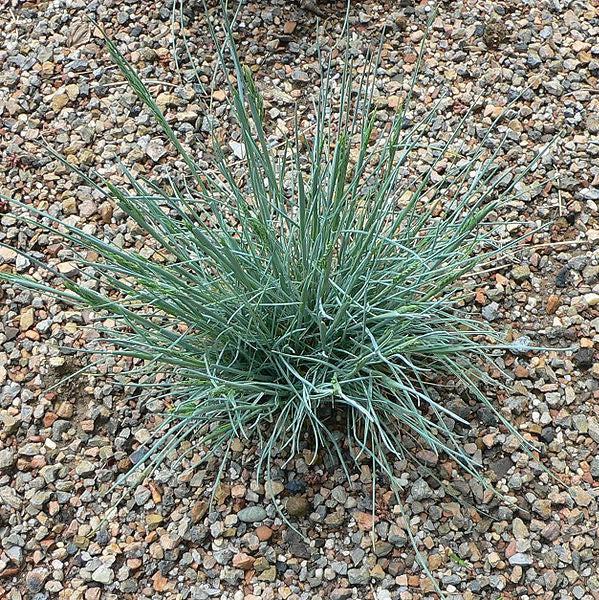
[1,0,598,599]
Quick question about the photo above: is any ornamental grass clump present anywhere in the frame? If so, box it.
[2,21,544,504]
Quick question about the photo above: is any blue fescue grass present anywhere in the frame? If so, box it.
[0,7,552,590]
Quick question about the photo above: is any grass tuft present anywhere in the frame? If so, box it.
[2,10,548,546]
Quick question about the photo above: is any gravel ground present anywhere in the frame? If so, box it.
[1,0,598,599]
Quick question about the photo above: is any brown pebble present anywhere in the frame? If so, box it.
[43,412,58,428]
[190,500,209,523]
[283,21,297,34]
[255,525,273,541]
[546,294,560,314]
[286,496,311,518]
[232,552,255,570]
[514,365,529,378]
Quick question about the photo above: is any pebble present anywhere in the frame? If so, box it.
[584,292,599,306]
[347,567,370,585]
[331,590,353,600]
[236,506,267,523]
[571,486,593,507]
[75,460,95,477]
[0,447,16,470]
[574,348,594,370]
[541,522,561,542]
[508,553,533,566]
[286,495,311,517]
[411,478,433,500]
[511,264,531,282]
[512,517,529,540]
[26,568,48,593]
[92,565,114,584]
[482,301,500,321]
[145,139,167,162]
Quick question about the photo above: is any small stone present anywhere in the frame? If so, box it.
[541,427,556,444]
[140,47,157,62]
[134,486,151,506]
[145,139,167,162]
[214,483,230,504]
[370,564,385,580]
[482,302,500,321]
[283,21,297,34]
[331,590,353,600]
[574,348,594,370]
[0,247,17,262]
[30,490,52,508]
[428,554,444,570]
[571,486,593,507]
[156,92,177,110]
[511,264,531,282]
[78,199,97,219]
[257,566,277,581]
[146,514,163,530]
[264,480,285,497]
[51,91,69,111]
[374,541,393,557]
[533,499,552,518]
[286,495,310,517]
[0,448,15,470]
[291,69,310,82]
[285,479,306,494]
[65,83,79,100]
[572,414,588,433]
[75,460,95,477]
[354,511,376,530]
[20,308,35,330]
[584,293,599,306]
[585,113,599,134]
[350,547,365,566]
[56,401,74,418]
[26,568,48,593]
[347,567,370,585]
[231,484,246,498]
[546,294,560,314]
[99,202,113,223]
[331,485,347,504]
[152,572,170,592]
[508,553,533,566]
[232,552,254,570]
[512,517,529,540]
[388,524,407,546]
[255,525,273,541]
[229,140,246,159]
[92,565,114,584]
[191,500,208,523]
[73,535,89,549]
[411,478,433,501]
[237,506,267,523]
[415,449,438,466]
[543,80,563,96]
[540,521,560,542]
[324,511,345,527]
[57,261,78,277]
[285,530,311,559]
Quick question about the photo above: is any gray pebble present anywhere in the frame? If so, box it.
[237,506,267,523]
